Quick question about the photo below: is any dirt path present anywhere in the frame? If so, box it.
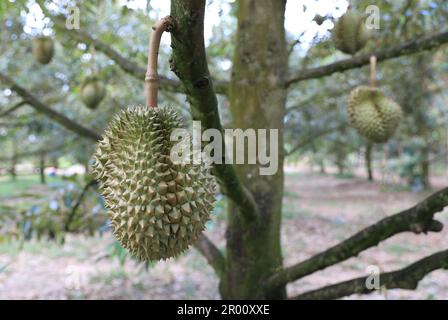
[0,171,447,299]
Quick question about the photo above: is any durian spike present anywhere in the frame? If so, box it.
[370,55,377,88]
[145,16,173,108]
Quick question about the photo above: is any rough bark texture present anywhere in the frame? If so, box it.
[266,186,447,289]
[293,249,448,299]
[221,0,287,299]
[170,1,258,223]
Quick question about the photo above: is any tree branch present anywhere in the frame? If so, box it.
[293,249,448,300]
[0,100,27,117]
[170,0,259,221]
[39,5,228,95]
[286,30,448,86]
[194,234,226,278]
[0,72,100,141]
[65,179,98,232]
[265,186,448,289]
[285,123,347,157]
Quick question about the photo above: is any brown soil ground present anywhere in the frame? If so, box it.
[0,170,447,299]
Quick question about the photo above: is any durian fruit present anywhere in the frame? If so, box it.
[90,106,216,261]
[81,76,106,109]
[332,11,369,55]
[32,36,54,64]
[347,86,403,143]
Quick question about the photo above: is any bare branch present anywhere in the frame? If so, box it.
[0,72,100,141]
[293,249,448,300]
[286,31,448,86]
[0,100,27,117]
[65,179,98,232]
[194,234,226,278]
[38,4,229,95]
[265,186,448,289]
[170,0,259,221]
[285,123,347,156]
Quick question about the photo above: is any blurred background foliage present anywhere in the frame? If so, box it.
[0,0,447,263]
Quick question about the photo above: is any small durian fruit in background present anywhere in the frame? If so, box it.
[332,11,369,55]
[80,76,106,110]
[347,86,403,143]
[90,106,216,261]
[32,36,54,64]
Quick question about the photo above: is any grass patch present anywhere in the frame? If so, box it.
[385,243,416,256]
[282,203,313,219]
[332,172,355,179]
[90,268,128,286]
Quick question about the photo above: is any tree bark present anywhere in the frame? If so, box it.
[220,0,287,299]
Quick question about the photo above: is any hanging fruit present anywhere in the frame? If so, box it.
[80,76,106,109]
[32,36,54,64]
[90,16,216,261]
[332,11,369,55]
[347,86,402,143]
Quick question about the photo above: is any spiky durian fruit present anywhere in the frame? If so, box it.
[332,11,369,55]
[347,86,403,143]
[81,77,106,109]
[32,36,54,64]
[90,106,216,261]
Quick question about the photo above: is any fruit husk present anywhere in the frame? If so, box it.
[90,106,216,261]
[347,86,403,143]
[332,11,369,55]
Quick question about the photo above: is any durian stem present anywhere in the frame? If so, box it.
[146,16,173,108]
[369,55,377,88]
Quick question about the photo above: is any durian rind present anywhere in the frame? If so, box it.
[81,77,106,109]
[332,11,369,55]
[348,86,403,143]
[91,106,216,261]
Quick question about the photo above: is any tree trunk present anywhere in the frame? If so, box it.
[220,0,287,299]
[10,145,17,181]
[365,142,373,181]
[40,152,46,184]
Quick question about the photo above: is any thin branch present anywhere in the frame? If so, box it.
[0,100,27,117]
[38,4,229,95]
[0,72,100,141]
[285,123,347,156]
[265,186,448,290]
[65,179,98,232]
[286,30,448,86]
[194,234,226,278]
[293,249,448,300]
[170,0,258,221]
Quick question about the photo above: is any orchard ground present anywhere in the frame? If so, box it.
[0,166,447,299]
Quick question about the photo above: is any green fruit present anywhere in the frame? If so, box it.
[90,106,216,261]
[347,86,403,143]
[32,36,54,64]
[81,77,106,109]
[332,11,369,55]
